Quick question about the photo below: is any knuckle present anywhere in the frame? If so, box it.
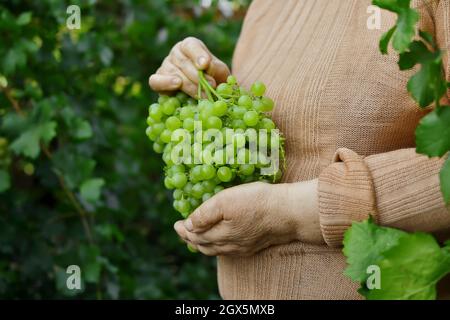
[191,209,206,228]
[183,36,197,45]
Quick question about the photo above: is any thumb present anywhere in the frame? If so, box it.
[185,197,224,233]
[207,57,230,85]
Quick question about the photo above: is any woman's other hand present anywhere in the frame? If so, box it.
[174,180,325,257]
[148,37,230,97]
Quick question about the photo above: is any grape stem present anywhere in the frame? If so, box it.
[197,71,224,101]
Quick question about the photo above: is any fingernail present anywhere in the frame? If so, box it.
[198,56,207,67]
[172,77,181,85]
[185,218,193,231]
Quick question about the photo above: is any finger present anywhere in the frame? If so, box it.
[187,223,231,245]
[184,230,212,245]
[197,244,242,256]
[196,245,219,256]
[160,61,198,97]
[204,74,217,88]
[171,48,201,85]
[207,57,230,84]
[180,37,211,70]
[148,74,182,92]
[185,197,224,233]
[174,220,188,240]
[171,51,217,88]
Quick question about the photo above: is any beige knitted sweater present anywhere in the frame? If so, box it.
[217,0,450,300]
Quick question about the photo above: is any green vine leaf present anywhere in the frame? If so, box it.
[408,53,447,108]
[80,178,105,203]
[398,41,432,70]
[344,220,450,300]
[10,121,57,159]
[16,12,32,26]
[440,157,450,204]
[343,219,405,282]
[415,106,450,157]
[362,233,450,300]
[373,0,419,53]
[379,26,396,54]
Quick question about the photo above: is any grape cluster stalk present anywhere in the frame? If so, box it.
[145,72,285,220]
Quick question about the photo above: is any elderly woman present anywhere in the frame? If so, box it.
[149,0,450,299]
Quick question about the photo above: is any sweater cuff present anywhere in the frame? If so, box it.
[318,148,377,247]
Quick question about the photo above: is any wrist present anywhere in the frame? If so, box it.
[284,179,325,245]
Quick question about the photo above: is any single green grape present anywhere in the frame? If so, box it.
[164,176,175,189]
[202,180,216,193]
[217,166,232,182]
[259,118,276,131]
[160,129,173,144]
[153,142,164,154]
[158,95,169,104]
[152,123,165,136]
[166,116,182,131]
[217,83,233,95]
[227,75,237,85]
[149,103,163,121]
[206,116,222,129]
[191,165,203,182]
[243,110,259,127]
[183,118,195,132]
[251,81,266,97]
[184,182,194,195]
[201,164,216,180]
[212,100,227,117]
[238,95,253,108]
[260,97,274,112]
[171,164,186,174]
[178,199,191,216]
[173,189,183,200]
[172,173,188,189]
[239,164,255,176]
[191,183,205,199]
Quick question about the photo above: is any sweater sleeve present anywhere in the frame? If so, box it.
[318,148,450,247]
[318,0,450,248]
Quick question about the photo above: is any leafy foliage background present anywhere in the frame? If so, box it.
[0,0,248,299]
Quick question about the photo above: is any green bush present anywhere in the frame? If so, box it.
[0,0,248,299]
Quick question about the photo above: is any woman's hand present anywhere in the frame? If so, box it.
[149,37,230,97]
[174,180,325,256]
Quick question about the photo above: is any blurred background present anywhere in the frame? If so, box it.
[0,0,249,299]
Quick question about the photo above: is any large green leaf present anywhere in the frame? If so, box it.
[343,219,405,282]
[363,234,450,300]
[373,0,418,53]
[344,220,450,300]
[416,107,450,157]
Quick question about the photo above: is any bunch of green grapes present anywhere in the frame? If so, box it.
[0,137,11,169]
[146,72,285,218]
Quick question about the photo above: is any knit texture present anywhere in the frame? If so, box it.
[218,0,450,299]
